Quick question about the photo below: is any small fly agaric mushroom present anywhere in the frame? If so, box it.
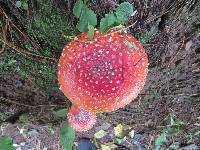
[67,106,96,132]
[58,29,148,113]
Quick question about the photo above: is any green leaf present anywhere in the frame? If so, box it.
[53,109,68,118]
[166,127,179,135]
[73,0,84,18]
[194,131,200,136]
[15,1,22,8]
[0,136,15,150]
[100,18,108,33]
[60,121,76,150]
[100,13,117,33]
[107,14,116,26]
[155,132,167,150]
[115,137,123,144]
[87,9,97,26]
[22,2,28,10]
[73,0,97,32]
[115,2,134,22]
[87,23,95,40]
[174,120,187,126]
[76,6,89,32]
[76,6,97,32]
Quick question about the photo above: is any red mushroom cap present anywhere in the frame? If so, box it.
[58,29,148,112]
[67,106,96,132]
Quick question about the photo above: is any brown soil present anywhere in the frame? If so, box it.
[0,0,200,149]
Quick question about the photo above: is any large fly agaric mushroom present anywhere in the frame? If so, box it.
[58,29,148,113]
[67,106,96,132]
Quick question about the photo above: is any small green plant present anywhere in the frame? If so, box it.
[53,108,75,150]
[100,2,134,33]
[73,0,135,39]
[187,116,200,143]
[15,0,29,10]
[53,109,69,119]
[73,0,97,39]
[138,18,161,44]
[155,114,190,150]
[0,136,15,150]
[60,121,76,150]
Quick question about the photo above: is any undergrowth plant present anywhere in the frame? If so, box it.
[15,0,29,10]
[0,136,14,150]
[155,114,200,150]
[73,0,135,39]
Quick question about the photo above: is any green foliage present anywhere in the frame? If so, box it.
[73,0,97,34]
[155,115,190,150]
[76,7,97,32]
[187,131,200,143]
[15,0,28,10]
[100,14,117,33]
[107,14,117,27]
[100,18,108,33]
[100,2,134,33]
[53,109,68,118]
[76,6,89,32]
[87,9,97,27]
[155,128,179,150]
[15,1,22,8]
[87,23,95,40]
[115,2,134,22]
[60,121,76,150]
[138,18,160,44]
[73,0,84,18]
[138,27,157,44]
[0,136,15,150]
[155,132,167,150]
[22,2,28,10]
[187,116,200,143]
[73,1,134,36]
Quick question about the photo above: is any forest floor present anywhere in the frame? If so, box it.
[0,0,200,150]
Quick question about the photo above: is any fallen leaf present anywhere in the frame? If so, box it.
[94,130,107,139]
[114,124,124,138]
[101,144,111,150]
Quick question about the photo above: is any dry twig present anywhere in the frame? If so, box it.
[0,97,59,108]
[0,38,58,62]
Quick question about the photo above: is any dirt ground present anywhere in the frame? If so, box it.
[0,0,200,150]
